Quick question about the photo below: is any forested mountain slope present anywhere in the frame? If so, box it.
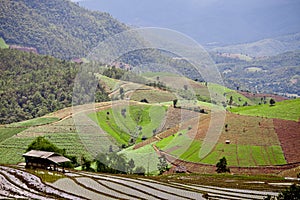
[0,48,109,124]
[0,0,127,59]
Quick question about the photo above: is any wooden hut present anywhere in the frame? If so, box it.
[23,150,70,171]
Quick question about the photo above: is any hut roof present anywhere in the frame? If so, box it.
[23,150,70,164]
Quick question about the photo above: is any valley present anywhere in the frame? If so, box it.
[0,0,300,199]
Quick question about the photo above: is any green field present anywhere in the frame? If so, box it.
[0,116,92,164]
[120,144,160,175]
[90,104,167,145]
[208,83,253,107]
[0,132,92,164]
[0,37,9,49]
[130,90,175,103]
[230,98,300,121]
[7,117,60,127]
[0,127,26,142]
[156,126,286,167]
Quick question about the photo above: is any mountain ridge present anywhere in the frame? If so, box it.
[0,0,127,59]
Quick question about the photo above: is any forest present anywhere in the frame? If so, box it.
[0,0,127,59]
[0,48,109,124]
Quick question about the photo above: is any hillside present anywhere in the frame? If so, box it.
[0,0,127,59]
[0,37,8,49]
[230,98,300,121]
[0,48,109,124]
[214,50,300,96]
[212,33,300,57]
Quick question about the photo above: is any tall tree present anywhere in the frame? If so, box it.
[157,155,168,175]
[216,157,230,173]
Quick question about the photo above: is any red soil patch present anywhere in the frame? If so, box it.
[274,118,300,163]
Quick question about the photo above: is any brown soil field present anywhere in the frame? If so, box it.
[274,118,300,163]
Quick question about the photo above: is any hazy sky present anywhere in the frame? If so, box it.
[75,0,300,45]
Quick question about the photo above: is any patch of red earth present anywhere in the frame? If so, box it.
[274,118,300,163]
[238,91,289,102]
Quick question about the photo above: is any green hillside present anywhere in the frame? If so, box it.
[0,0,127,59]
[89,104,167,145]
[0,37,8,49]
[230,98,300,121]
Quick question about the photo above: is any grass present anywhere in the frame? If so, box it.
[7,117,60,127]
[0,127,92,164]
[0,136,34,164]
[130,90,175,103]
[156,126,286,167]
[90,104,167,145]
[29,169,66,183]
[0,37,9,49]
[200,144,286,166]
[0,127,26,142]
[120,144,160,175]
[208,83,253,106]
[230,98,300,121]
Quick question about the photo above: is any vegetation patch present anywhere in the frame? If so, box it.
[201,144,286,166]
[0,127,26,142]
[120,144,160,175]
[90,104,167,145]
[130,90,175,103]
[7,117,59,127]
[0,37,9,49]
[230,98,300,121]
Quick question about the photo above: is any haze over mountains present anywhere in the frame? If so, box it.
[77,0,300,46]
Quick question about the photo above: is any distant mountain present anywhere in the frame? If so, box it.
[0,0,127,59]
[211,32,300,57]
[78,0,300,46]
[215,50,300,96]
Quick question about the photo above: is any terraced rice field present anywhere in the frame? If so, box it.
[156,112,287,167]
[0,165,279,199]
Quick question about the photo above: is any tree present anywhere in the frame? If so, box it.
[278,184,300,200]
[269,98,276,106]
[95,153,109,173]
[81,156,93,171]
[173,99,178,108]
[157,155,168,175]
[134,166,146,175]
[216,157,230,173]
[264,184,300,200]
[228,96,233,106]
[127,158,135,174]
[27,136,63,155]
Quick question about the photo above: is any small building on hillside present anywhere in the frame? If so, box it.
[23,150,70,171]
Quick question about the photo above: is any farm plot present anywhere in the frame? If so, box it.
[49,178,114,200]
[76,177,135,199]
[90,104,167,145]
[230,98,300,121]
[6,117,60,128]
[0,132,92,164]
[77,173,204,200]
[156,112,286,167]
[0,127,26,142]
[274,118,300,163]
[0,166,81,199]
[120,144,160,175]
